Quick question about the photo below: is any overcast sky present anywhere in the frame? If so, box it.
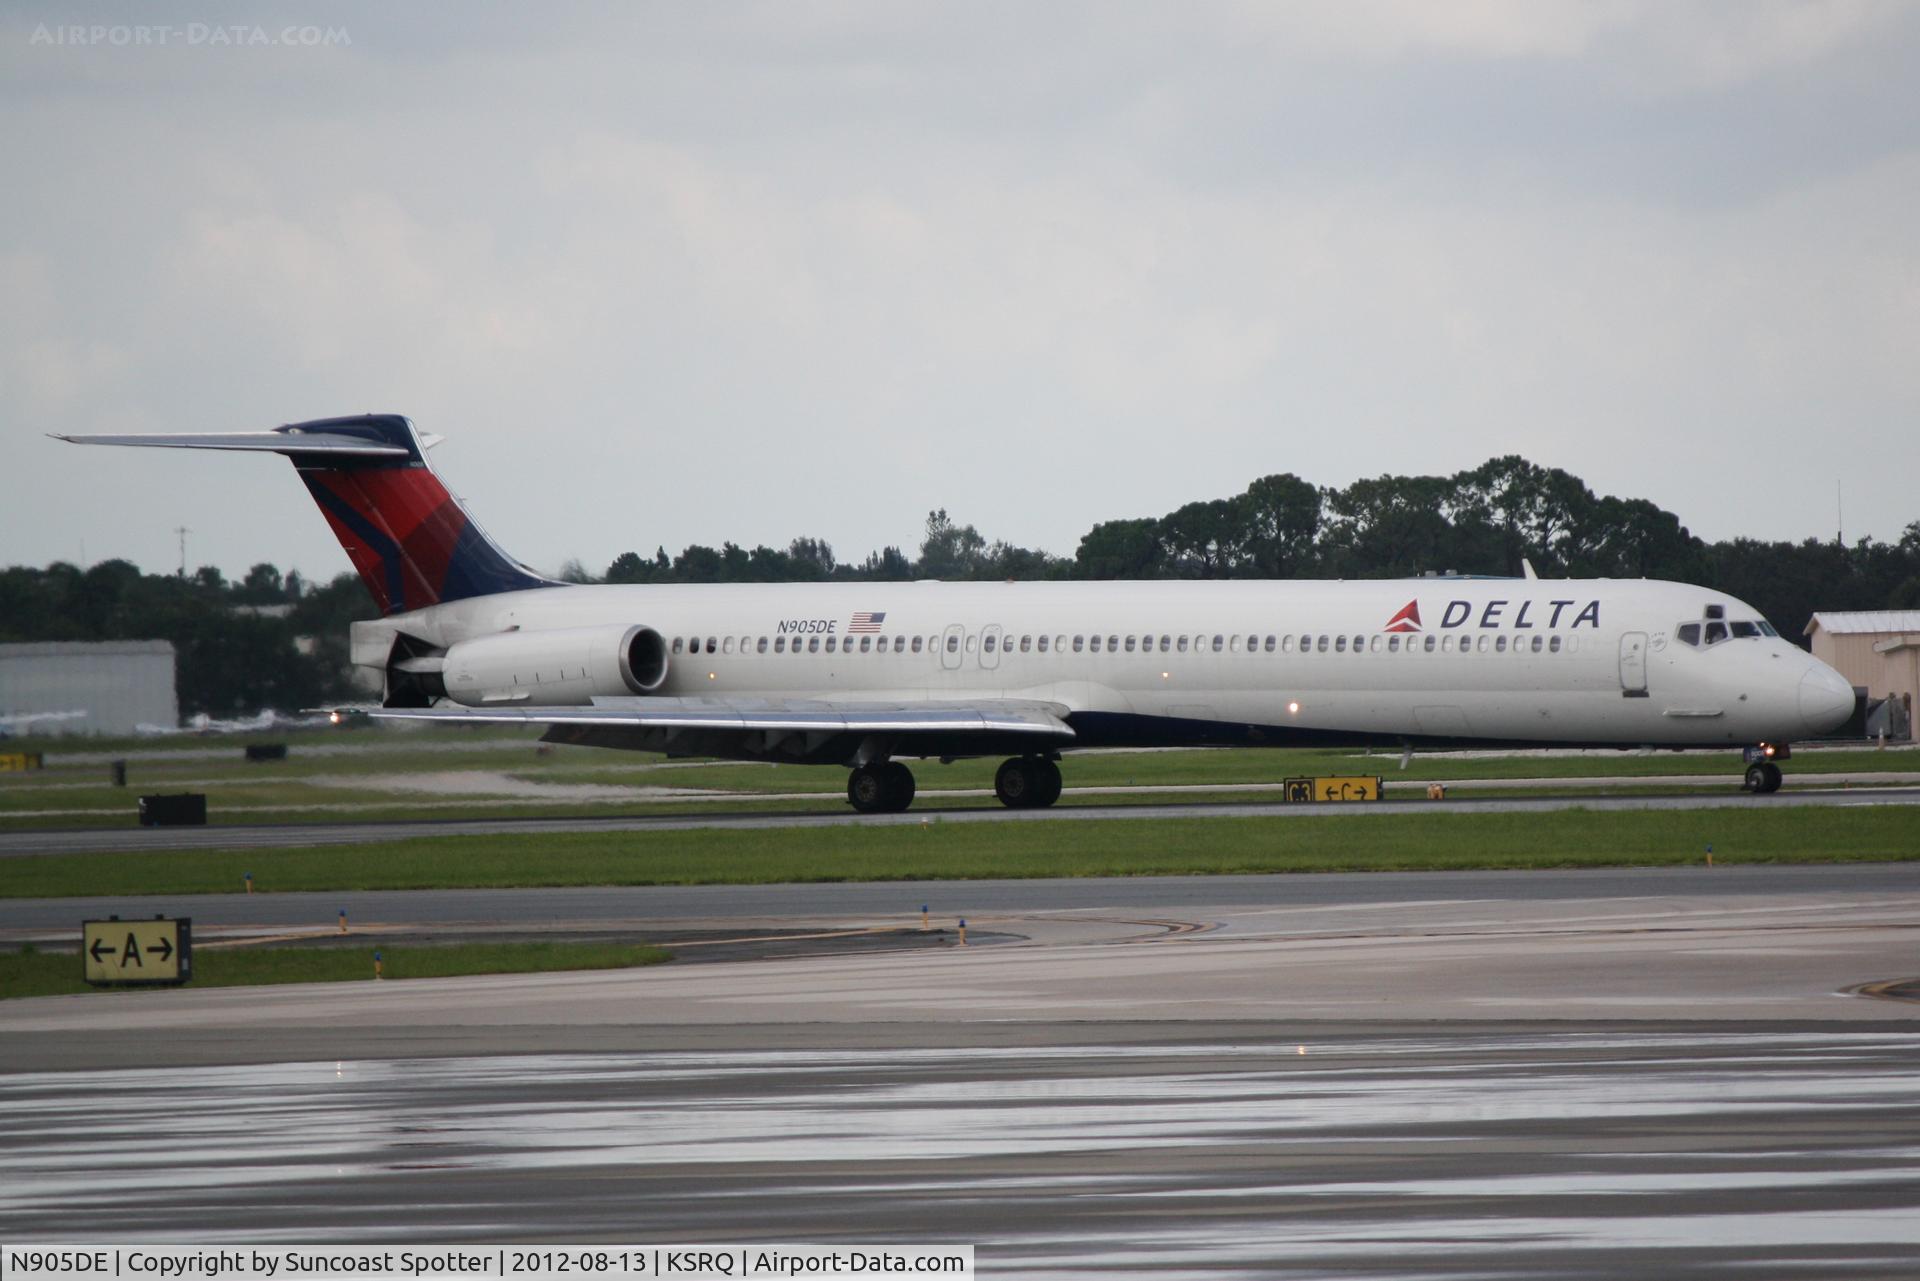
[4,1,1917,584]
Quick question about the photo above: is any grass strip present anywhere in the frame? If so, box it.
[3,807,1914,899]
[0,940,671,1000]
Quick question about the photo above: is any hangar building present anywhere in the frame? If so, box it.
[0,640,179,737]
[1804,611,1918,741]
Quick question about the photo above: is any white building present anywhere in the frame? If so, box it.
[0,640,179,736]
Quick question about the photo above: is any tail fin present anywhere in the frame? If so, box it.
[55,414,558,615]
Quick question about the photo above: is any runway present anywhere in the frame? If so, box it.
[5,783,1919,855]
[5,864,1917,1274]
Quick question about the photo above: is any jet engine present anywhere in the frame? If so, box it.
[437,624,668,707]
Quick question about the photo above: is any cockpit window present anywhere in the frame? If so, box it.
[1676,623,1700,647]
[1730,621,1760,638]
[1704,622,1728,644]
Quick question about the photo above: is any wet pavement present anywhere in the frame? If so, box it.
[4,1033,1919,1277]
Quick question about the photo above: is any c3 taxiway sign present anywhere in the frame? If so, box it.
[82,916,192,986]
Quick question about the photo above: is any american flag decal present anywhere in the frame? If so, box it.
[848,611,887,633]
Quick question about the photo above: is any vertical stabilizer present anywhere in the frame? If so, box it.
[54,414,559,615]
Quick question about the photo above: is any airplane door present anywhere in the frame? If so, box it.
[1619,632,1648,696]
[980,623,1002,671]
[940,623,965,671]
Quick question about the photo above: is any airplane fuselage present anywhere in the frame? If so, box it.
[354,576,1852,754]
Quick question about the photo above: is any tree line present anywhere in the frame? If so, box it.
[4,456,1916,717]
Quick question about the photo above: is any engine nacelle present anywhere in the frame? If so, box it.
[441,625,668,707]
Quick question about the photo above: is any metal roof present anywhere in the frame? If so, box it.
[1804,611,1920,636]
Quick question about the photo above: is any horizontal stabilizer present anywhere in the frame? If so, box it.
[51,429,410,457]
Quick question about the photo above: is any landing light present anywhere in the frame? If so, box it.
[1288,701,1300,716]
[1763,743,1776,758]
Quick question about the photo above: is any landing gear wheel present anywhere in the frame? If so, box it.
[994,757,1036,808]
[995,757,1063,809]
[881,760,916,811]
[848,762,916,813]
[848,765,888,813]
[1029,756,1063,807]
[1744,762,1783,794]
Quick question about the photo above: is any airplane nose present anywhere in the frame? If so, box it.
[1798,663,1855,737]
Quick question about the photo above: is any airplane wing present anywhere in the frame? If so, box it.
[343,696,1075,762]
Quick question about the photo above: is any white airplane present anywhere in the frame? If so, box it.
[0,709,86,734]
[58,414,1856,808]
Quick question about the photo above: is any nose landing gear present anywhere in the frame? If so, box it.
[1741,744,1786,794]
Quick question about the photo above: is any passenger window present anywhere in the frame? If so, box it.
[808,636,820,653]
[1495,635,1507,653]
[1549,635,1562,653]
[856,636,868,653]
[1335,635,1348,653]
[1124,636,1136,653]
[1038,635,1050,653]
[1264,635,1275,652]
[1475,635,1488,654]
[1230,635,1243,653]
[722,637,734,654]
[1020,635,1032,653]
[1090,635,1103,653]
[1387,635,1399,653]
[1212,634,1225,653]
[1283,635,1295,653]
[1316,635,1329,653]
[757,638,768,654]
[672,638,685,655]
[1352,635,1364,652]
[1423,636,1436,653]
[1108,635,1119,652]
[1073,635,1086,653]
[1530,636,1544,653]
[1299,635,1312,652]
[983,634,996,654]
[1705,622,1728,644]
[1373,636,1386,654]
[911,636,923,653]
[1177,636,1189,653]
[946,634,959,653]
[966,634,976,652]
[1160,636,1171,652]
[827,637,839,653]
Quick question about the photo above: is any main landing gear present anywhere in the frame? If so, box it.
[847,761,916,814]
[845,755,1065,814]
[994,756,1063,809]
